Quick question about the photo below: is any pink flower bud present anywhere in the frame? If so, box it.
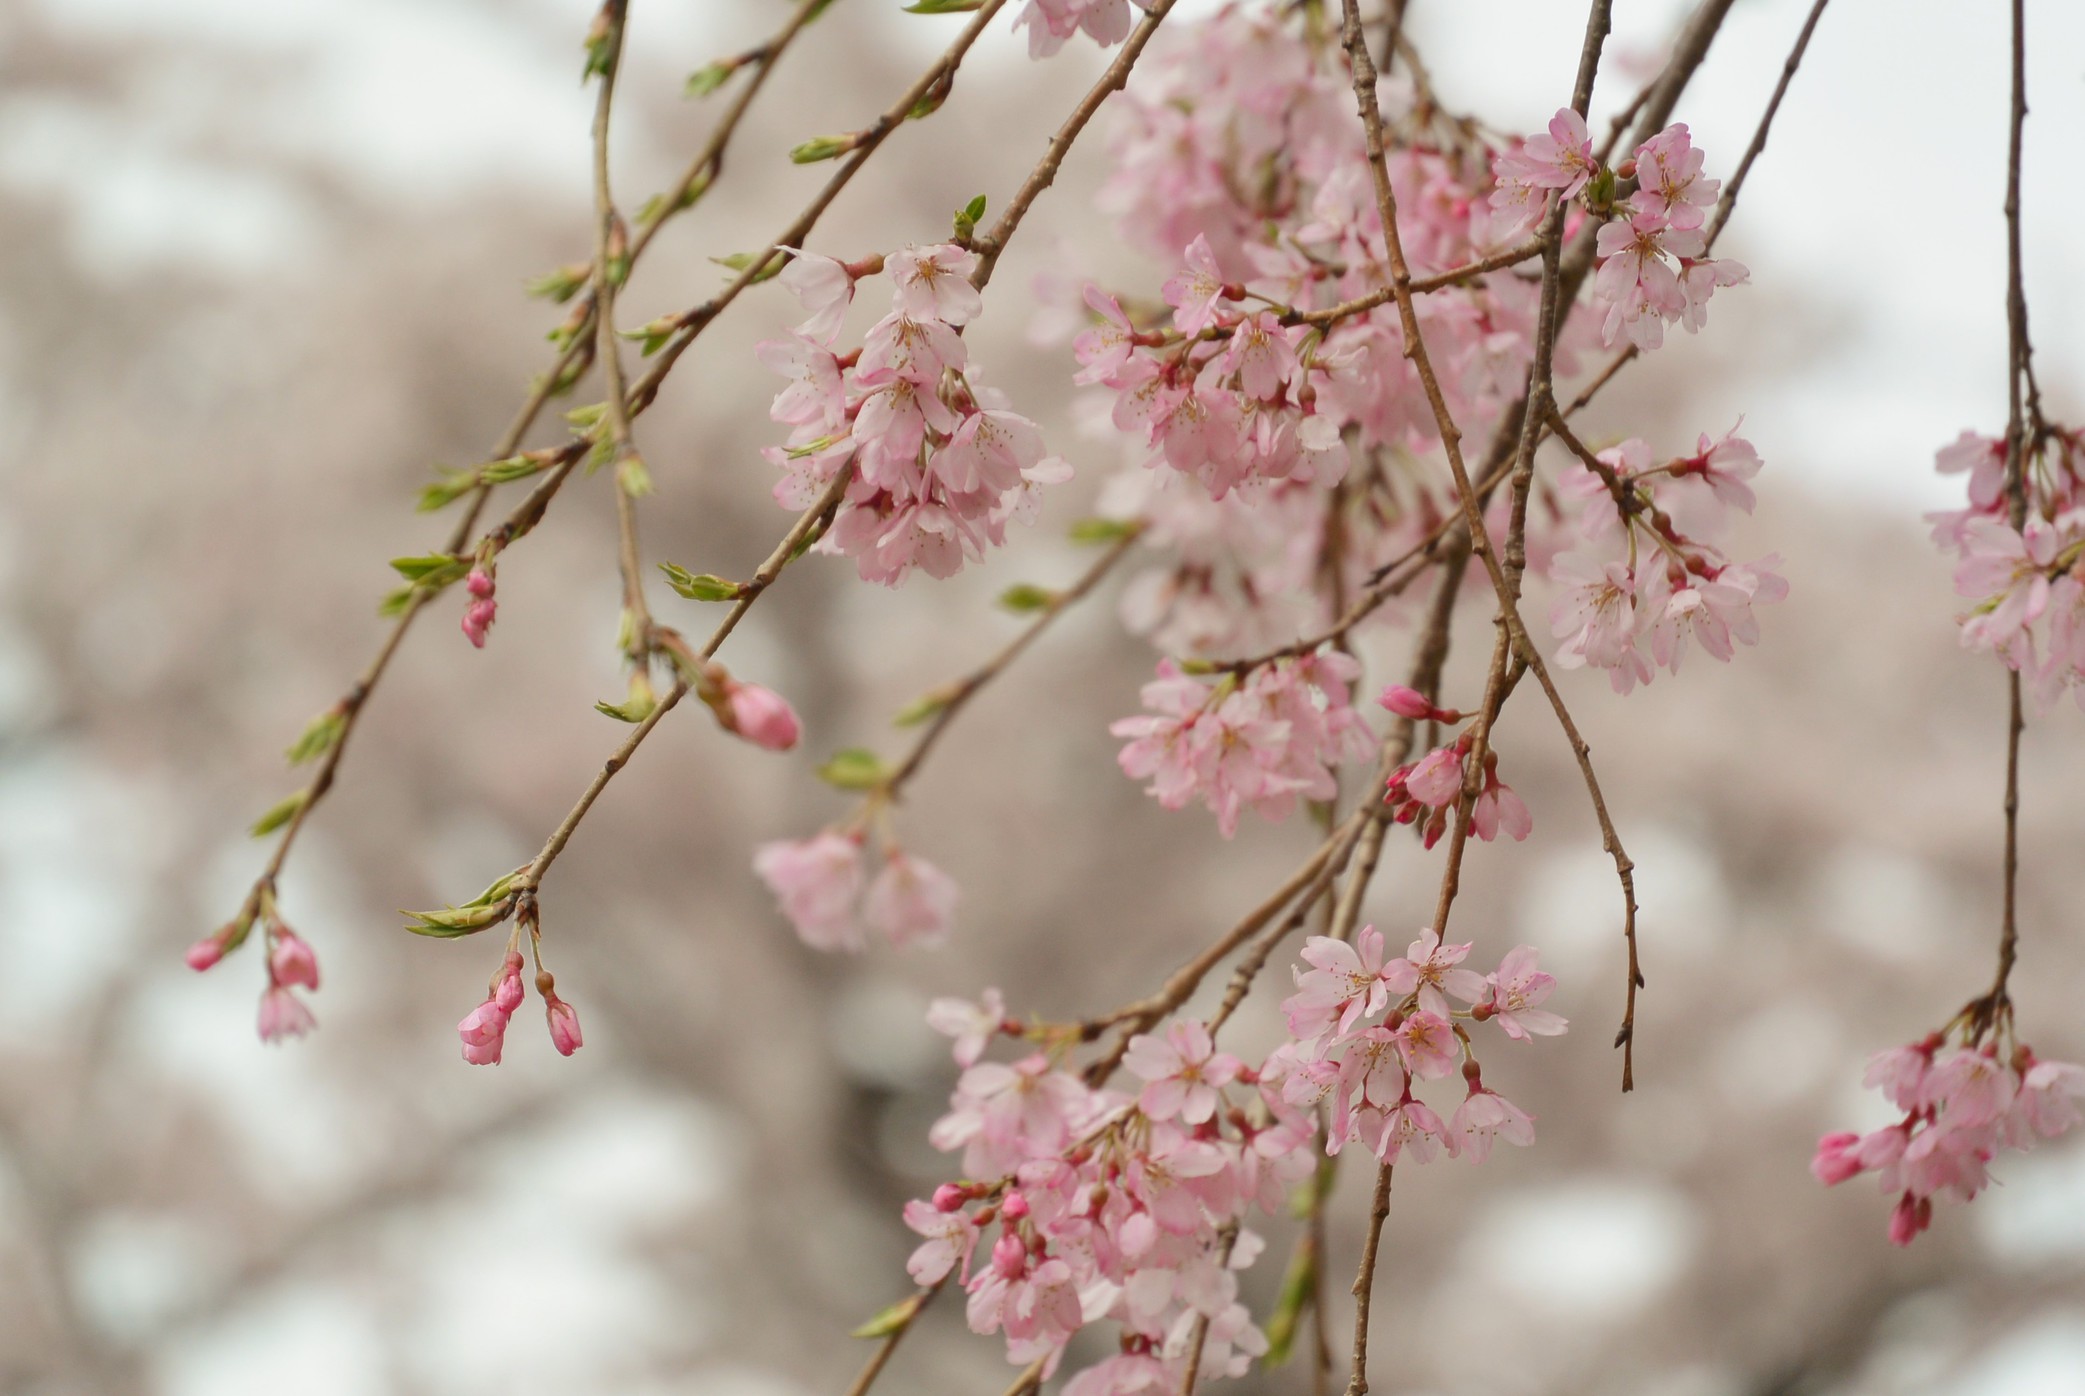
[466,568,495,599]
[458,999,509,1066]
[1887,1192,1930,1247]
[545,993,584,1057]
[1377,685,1434,721]
[1001,1191,1030,1222]
[462,597,498,649]
[1810,1132,1864,1186]
[932,1183,969,1213]
[990,1230,1027,1280]
[185,934,227,972]
[726,682,801,752]
[494,951,526,1014]
[268,928,321,991]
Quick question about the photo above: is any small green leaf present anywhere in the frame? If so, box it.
[892,687,954,728]
[482,454,548,486]
[285,708,346,766]
[618,455,653,498]
[789,134,855,165]
[997,583,1058,614]
[416,468,479,513]
[249,790,308,839]
[1068,516,1138,545]
[952,192,988,241]
[377,585,416,617]
[525,263,590,303]
[564,401,607,430]
[594,693,658,724]
[402,900,512,938]
[850,1293,925,1340]
[817,747,891,791]
[684,59,738,98]
[389,553,469,584]
[660,563,744,602]
[710,250,786,284]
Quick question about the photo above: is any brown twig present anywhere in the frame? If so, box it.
[1974,0,2034,1040]
[971,0,1183,291]
[1341,1161,1394,1396]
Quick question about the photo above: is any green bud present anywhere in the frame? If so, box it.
[904,0,986,10]
[684,59,739,98]
[524,262,591,303]
[249,790,308,838]
[1068,516,1139,545]
[952,193,988,242]
[618,454,653,498]
[659,563,745,602]
[997,583,1059,614]
[710,250,786,284]
[402,900,513,938]
[285,708,346,766]
[817,747,891,791]
[789,134,856,165]
[850,1292,925,1340]
[892,686,956,728]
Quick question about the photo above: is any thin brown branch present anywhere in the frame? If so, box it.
[840,1283,943,1396]
[1340,1161,1394,1396]
[972,0,1182,291]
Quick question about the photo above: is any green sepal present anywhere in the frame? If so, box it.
[660,564,744,602]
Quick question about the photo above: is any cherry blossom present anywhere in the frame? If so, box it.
[1126,1020,1244,1124]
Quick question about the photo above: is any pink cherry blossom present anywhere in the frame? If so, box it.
[1392,1010,1459,1080]
[927,988,1007,1068]
[779,249,855,344]
[886,242,983,325]
[1283,925,1393,1041]
[257,983,315,1044]
[1483,947,1568,1040]
[1450,1086,1537,1163]
[753,831,866,951]
[1628,123,1719,230]
[864,850,959,949]
[903,1198,980,1285]
[1494,106,1596,204]
[1162,235,1235,337]
[1383,928,1487,1019]
[1125,1020,1244,1124]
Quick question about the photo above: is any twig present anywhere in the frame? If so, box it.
[971,0,1183,290]
[587,1,655,667]
[1975,0,2034,1038]
[1340,1162,1394,1396]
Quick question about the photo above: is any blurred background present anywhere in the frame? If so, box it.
[3,0,2084,1393]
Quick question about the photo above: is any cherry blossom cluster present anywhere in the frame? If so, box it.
[1274,927,1566,1163]
[1547,426,1787,692]
[1111,650,1374,837]
[1070,9,1581,665]
[760,242,1069,586]
[456,946,584,1065]
[910,998,1315,1392]
[1494,110,1749,351]
[1377,684,1532,848]
[754,828,957,952]
[186,893,321,1044]
[1813,1032,2084,1245]
[1928,423,2085,709]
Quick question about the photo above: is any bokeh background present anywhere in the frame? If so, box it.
[4,0,2085,1393]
